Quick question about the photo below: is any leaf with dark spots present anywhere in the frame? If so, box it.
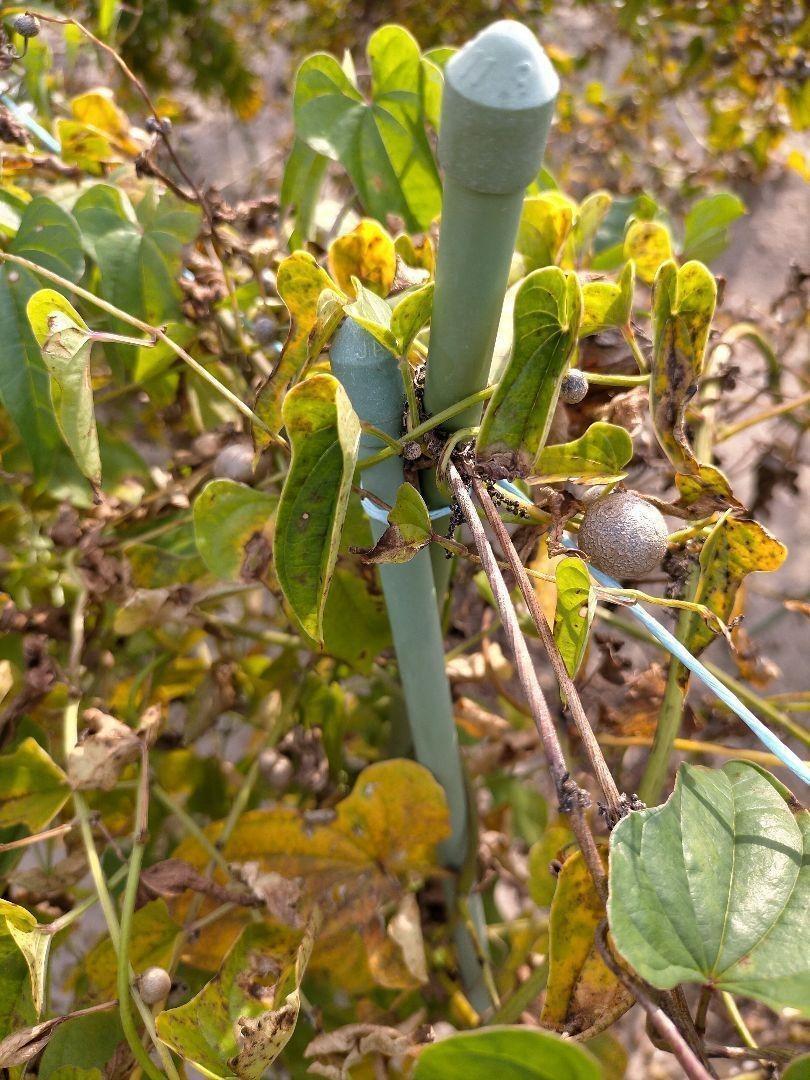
[352,483,432,564]
[683,516,787,657]
[275,374,360,643]
[157,915,317,1079]
[193,479,278,583]
[541,850,633,1037]
[253,253,343,440]
[649,259,716,475]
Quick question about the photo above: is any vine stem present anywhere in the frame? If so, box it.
[473,478,625,827]
[0,252,284,446]
[595,923,713,1080]
[716,388,810,442]
[622,323,649,373]
[639,334,720,804]
[358,385,495,471]
[722,992,758,1049]
[64,582,178,1080]
[117,742,169,1080]
[446,463,608,899]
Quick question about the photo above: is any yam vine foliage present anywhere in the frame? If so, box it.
[0,10,807,1080]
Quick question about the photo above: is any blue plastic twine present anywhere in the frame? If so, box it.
[494,479,809,787]
[1,94,61,153]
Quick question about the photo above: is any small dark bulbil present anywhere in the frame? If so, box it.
[252,315,276,346]
[11,13,40,37]
[559,368,589,404]
[578,489,668,578]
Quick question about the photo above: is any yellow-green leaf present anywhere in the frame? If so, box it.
[327,219,396,297]
[534,422,633,485]
[623,219,673,283]
[0,737,70,831]
[343,279,398,353]
[580,262,635,338]
[477,268,582,477]
[193,479,278,582]
[26,289,101,487]
[528,821,575,907]
[571,191,613,263]
[254,253,342,438]
[157,917,317,1080]
[81,900,179,1002]
[683,516,787,657]
[541,851,633,1037]
[0,900,51,1017]
[553,558,595,679]
[650,260,717,474]
[275,374,361,643]
[390,280,434,355]
[517,192,576,272]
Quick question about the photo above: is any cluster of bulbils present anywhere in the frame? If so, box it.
[556,367,669,579]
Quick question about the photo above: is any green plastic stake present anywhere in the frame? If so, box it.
[422,21,559,594]
[330,316,490,1011]
[425,20,559,427]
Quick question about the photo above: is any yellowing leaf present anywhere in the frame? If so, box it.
[394,232,435,276]
[81,900,179,1002]
[684,516,787,657]
[528,821,574,907]
[158,917,317,1080]
[171,760,449,977]
[517,192,576,271]
[70,89,142,155]
[650,260,717,475]
[541,852,633,1037]
[26,289,101,487]
[623,219,673,283]
[327,219,396,298]
[553,558,595,679]
[254,253,342,438]
[55,121,114,175]
[275,374,360,642]
[534,422,633,485]
[0,737,70,831]
[193,479,278,582]
[0,900,51,1017]
[580,262,635,338]
[477,268,582,477]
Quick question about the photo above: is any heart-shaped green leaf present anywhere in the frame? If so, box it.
[0,197,84,475]
[354,482,432,564]
[534,422,633,485]
[413,1027,601,1080]
[293,26,441,231]
[275,373,361,642]
[609,761,809,1015]
[73,184,199,369]
[0,738,70,831]
[477,267,582,477]
[682,193,745,263]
